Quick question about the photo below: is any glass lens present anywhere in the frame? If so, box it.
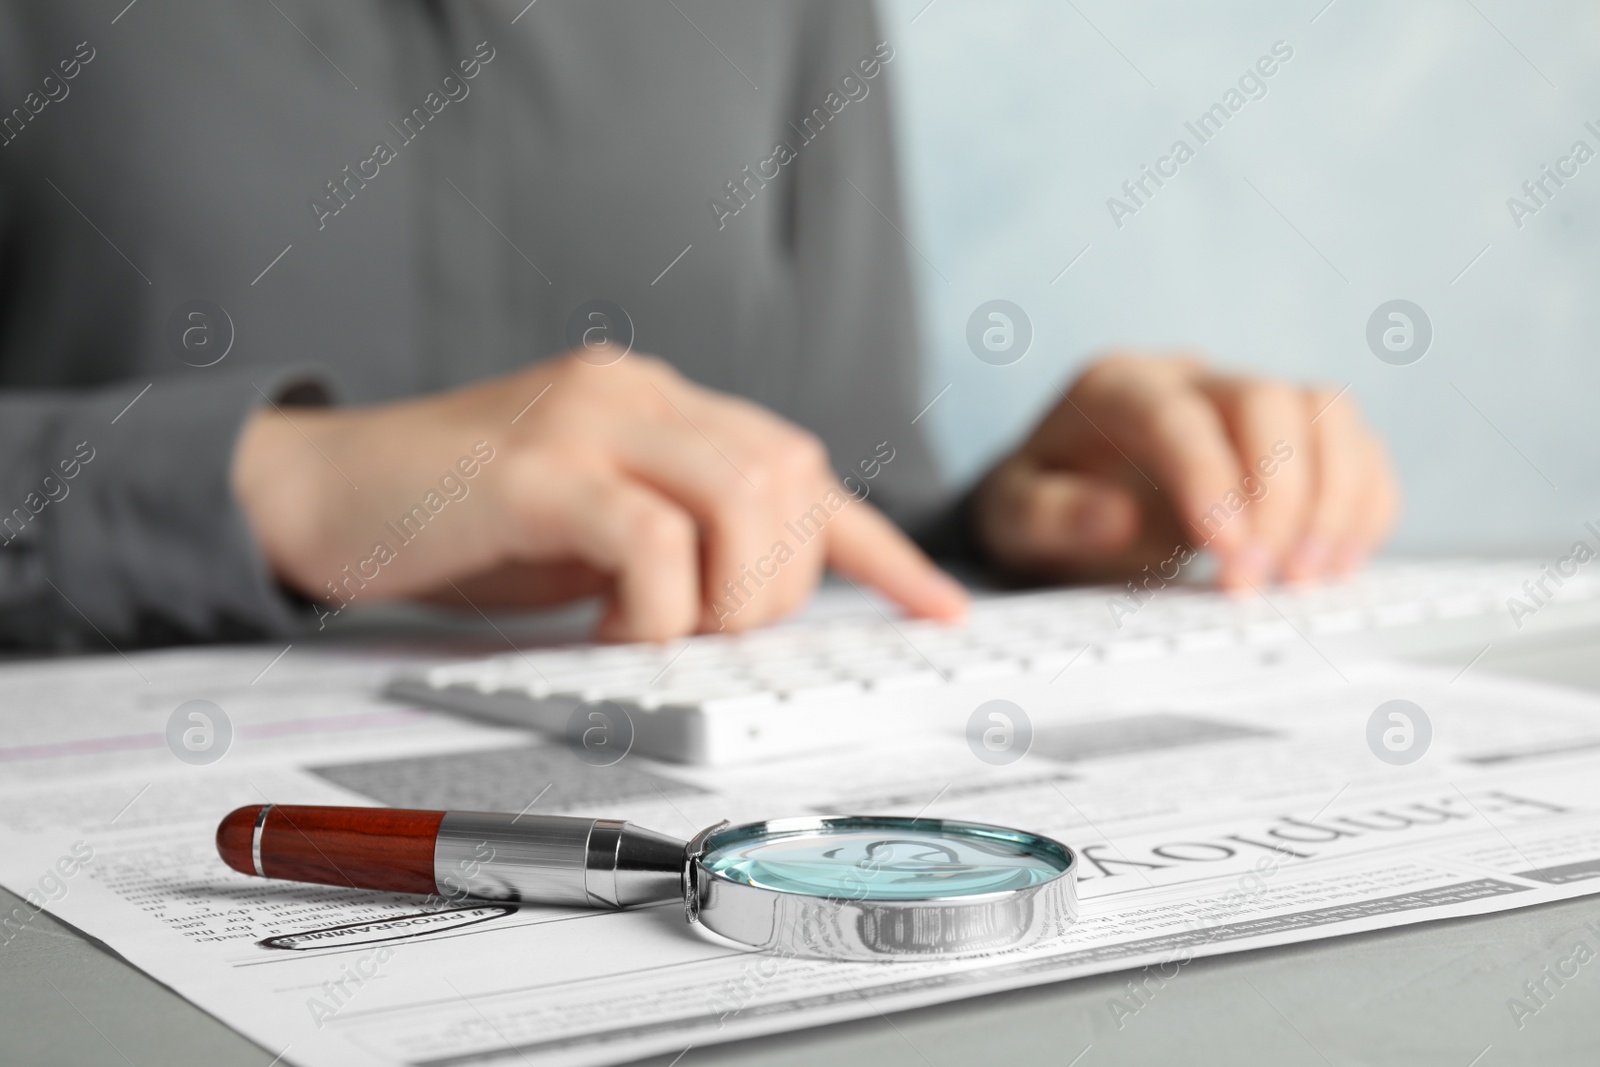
[700,817,1070,901]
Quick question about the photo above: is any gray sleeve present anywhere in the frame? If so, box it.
[0,369,329,650]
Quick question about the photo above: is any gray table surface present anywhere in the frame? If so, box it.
[5,628,1600,1067]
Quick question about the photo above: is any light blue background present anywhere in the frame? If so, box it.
[880,0,1598,555]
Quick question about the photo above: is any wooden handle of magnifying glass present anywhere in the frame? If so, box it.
[216,804,444,894]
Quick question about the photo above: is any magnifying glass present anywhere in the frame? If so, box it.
[218,806,1078,961]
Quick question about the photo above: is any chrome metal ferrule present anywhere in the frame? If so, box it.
[433,812,685,908]
[251,804,272,877]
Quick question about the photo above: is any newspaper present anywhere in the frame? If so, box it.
[3,642,1600,1067]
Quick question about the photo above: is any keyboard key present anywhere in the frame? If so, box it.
[778,680,866,703]
[1023,647,1090,675]
[1172,626,1237,652]
[1100,636,1168,662]
[866,668,945,692]
[1242,620,1298,645]
[946,658,1027,680]
[636,684,761,710]
[1308,608,1364,635]
[1373,601,1426,627]
[645,691,779,717]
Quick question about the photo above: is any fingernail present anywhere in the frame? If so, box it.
[1286,537,1329,579]
[1333,543,1365,574]
[1072,498,1117,547]
[928,570,968,612]
[1235,542,1274,585]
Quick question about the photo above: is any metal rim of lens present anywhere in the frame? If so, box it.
[686,816,1078,960]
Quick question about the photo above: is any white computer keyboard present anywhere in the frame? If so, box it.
[387,561,1600,764]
